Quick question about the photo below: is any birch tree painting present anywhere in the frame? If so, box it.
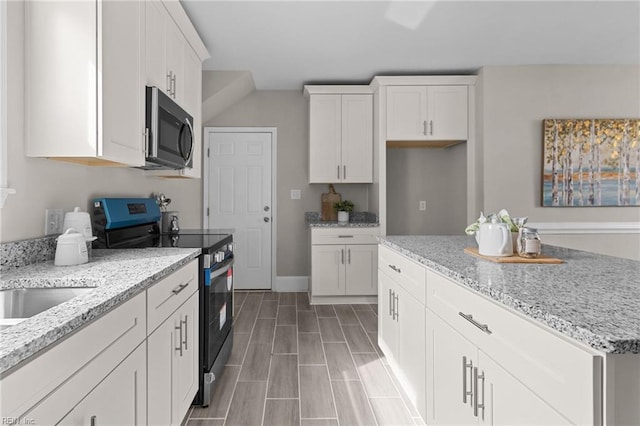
[543,119,640,206]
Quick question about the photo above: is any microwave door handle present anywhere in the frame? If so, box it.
[182,118,194,164]
[149,88,159,158]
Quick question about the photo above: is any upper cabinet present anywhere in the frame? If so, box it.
[305,86,373,183]
[386,85,468,141]
[144,0,207,179]
[25,0,146,167]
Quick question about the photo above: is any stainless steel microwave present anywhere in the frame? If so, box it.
[140,86,194,170]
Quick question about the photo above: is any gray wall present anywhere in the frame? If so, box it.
[203,90,370,277]
[478,65,640,259]
[0,2,202,243]
[386,144,467,235]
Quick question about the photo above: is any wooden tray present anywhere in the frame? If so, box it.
[464,247,564,264]
[321,184,341,221]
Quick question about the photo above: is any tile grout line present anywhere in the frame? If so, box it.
[260,292,275,426]
[296,293,302,426]
[315,304,341,426]
[335,305,380,426]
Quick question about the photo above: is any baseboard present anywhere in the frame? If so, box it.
[274,276,309,292]
[528,222,640,234]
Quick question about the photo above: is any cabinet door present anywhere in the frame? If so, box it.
[426,309,477,426]
[309,95,342,183]
[311,245,345,296]
[426,86,468,141]
[147,312,174,425]
[377,270,398,360]
[179,47,203,178]
[478,351,570,426]
[174,292,200,423]
[345,244,377,295]
[145,0,168,91]
[386,86,427,140]
[397,286,426,418]
[341,94,373,183]
[60,344,147,425]
[166,22,185,102]
[101,0,145,166]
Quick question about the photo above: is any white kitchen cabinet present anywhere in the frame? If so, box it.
[25,0,145,167]
[58,344,147,426]
[306,88,373,183]
[386,85,468,141]
[425,309,570,426]
[145,1,204,179]
[148,290,199,426]
[377,256,426,418]
[310,228,378,299]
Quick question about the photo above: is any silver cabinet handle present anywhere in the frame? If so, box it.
[182,315,188,350]
[175,321,183,356]
[347,248,351,264]
[473,367,485,418]
[91,415,97,426]
[463,356,473,404]
[341,248,345,264]
[166,71,172,94]
[172,282,189,295]
[171,74,177,98]
[388,264,401,274]
[389,289,393,316]
[423,120,427,135]
[343,165,346,180]
[337,165,340,180]
[394,293,399,321]
[459,312,492,334]
[429,120,434,135]
[338,235,354,238]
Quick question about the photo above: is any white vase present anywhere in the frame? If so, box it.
[337,211,349,223]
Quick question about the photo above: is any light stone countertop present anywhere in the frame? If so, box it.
[379,235,640,354]
[0,248,201,374]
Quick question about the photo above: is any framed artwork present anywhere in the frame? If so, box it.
[543,119,640,206]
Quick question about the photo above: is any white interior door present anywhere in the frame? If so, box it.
[207,130,273,290]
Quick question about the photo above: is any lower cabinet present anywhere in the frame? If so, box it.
[378,267,426,418]
[426,309,570,426]
[148,291,199,426]
[58,344,147,425]
[310,228,379,298]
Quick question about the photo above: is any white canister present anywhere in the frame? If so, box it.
[63,207,93,239]
[477,222,513,257]
[55,229,89,266]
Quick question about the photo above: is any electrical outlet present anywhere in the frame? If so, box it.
[291,189,301,200]
[45,209,64,235]
[419,200,426,211]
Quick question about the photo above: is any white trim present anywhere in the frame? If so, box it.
[203,127,278,290]
[0,0,14,209]
[274,276,309,293]
[529,222,640,235]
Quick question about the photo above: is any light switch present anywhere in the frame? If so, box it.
[419,201,426,211]
[291,189,301,200]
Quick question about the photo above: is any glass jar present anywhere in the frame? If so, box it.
[517,227,542,258]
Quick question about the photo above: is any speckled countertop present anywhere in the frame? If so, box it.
[306,211,379,228]
[379,235,640,354]
[0,248,201,374]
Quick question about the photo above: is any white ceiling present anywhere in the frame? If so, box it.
[181,1,640,90]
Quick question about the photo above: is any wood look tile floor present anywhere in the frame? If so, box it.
[187,292,423,426]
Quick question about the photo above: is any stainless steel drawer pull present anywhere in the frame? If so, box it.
[473,367,485,418]
[423,120,427,135]
[182,315,188,350]
[429,120,434,135]
[172,282,189,295]
[175,323,183,356]
[338,235,354,238]
[462,356,473,403]
[459,312,492,334]
[389,289,393,316]
[393,293,399,321]
[343,165,346,179]
[341,249,345,264]
[347,248,351,264]
[388,264,401,273]
[337,165,340,180]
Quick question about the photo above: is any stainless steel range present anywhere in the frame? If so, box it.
[91,197,234,407]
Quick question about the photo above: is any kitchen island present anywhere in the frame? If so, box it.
[378,235,640,426]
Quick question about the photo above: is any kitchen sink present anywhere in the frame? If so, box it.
[0,287,96,321]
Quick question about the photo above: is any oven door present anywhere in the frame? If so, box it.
[204,258,234,368]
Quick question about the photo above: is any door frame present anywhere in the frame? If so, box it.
[202,127,278,290]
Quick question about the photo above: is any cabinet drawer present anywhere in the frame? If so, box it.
[147,260,198,333]
[378,245,426,304]
[0,292,146,419]
[426,270,601,425]
[311,227,379,245]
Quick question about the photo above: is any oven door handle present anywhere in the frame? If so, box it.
[205,259,234,286]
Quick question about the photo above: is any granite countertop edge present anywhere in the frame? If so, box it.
[307,221,380,228]
[0,248,201,374]
[378,237,639,355]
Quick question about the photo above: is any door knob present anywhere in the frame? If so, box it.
[264,217,270,222]
[264,206,270,212]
